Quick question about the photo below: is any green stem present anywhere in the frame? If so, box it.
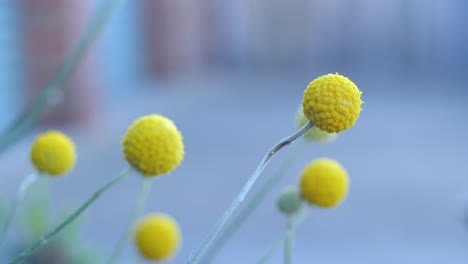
[257,206,310,264]
[0,173,38,249]
[284,216,294,264]
[9,167,133,264]
[188,122,314,264]
[107,178,153,264]
[203,140,308,263]
[0,0,122,155]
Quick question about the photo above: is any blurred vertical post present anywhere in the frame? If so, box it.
[0,2,22,129]
[140,0,217,78]
[19,0,100,125]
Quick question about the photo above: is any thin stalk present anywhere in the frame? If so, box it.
[0,0,122,155]
[257,206,310,264]
[188,121,314,264]
[204,140,309,263]
[0,173,39,249]
[9,167,133,264]
[284,216,294,264]
[107,178,153,264]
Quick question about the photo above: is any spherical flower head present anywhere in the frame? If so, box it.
[30,131,76,176]
[123,114,184,176]
[134,213,181,261]
[302,73,362,133]
[277,186,302,215]
[299,158,349,208]
[295,106,337,143]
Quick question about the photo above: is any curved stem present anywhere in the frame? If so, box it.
[188,121,314,264]
[204,140,309,263]
[0,0,122,155]
[284,216,294,264]
[107,178,153,264]
[0,173,38,249]
[257,206,310,264]
[9,167,133,264]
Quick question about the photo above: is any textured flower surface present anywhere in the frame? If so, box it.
[299,158,349,207]
[302,73,362,133]
[134,213,181,261]
[295,106,337,143]
[30,131,76,176]
[123,114,184,176]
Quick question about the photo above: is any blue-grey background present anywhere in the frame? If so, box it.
[1,0,468,263]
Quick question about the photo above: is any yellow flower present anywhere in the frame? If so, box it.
[123,114,184,176]
[302,73,362,133]
[134,213,181,261]
[30,131,76,176]
[299,158,349,208]
[295,106,337,143]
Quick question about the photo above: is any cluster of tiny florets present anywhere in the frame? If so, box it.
[123,114,184,176]
[295,106,337,143]
[30,131,76,176]
[299,158,349,208]
[302,73,362,133]
[134,213,181,261]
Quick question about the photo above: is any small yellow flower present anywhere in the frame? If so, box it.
[295,106,337,143]
[30,131,76,176]
[302,73,362,133]
[123,114,184,176]
[299,158,349,208]
[134,213,181,261]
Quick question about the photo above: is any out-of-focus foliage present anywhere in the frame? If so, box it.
[11,179,101,264]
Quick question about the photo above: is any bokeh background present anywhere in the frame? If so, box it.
[1,0,468,263]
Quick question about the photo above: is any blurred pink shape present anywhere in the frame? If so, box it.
[20,0,101,125]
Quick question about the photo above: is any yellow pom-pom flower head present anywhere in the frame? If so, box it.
[299,158,349,208]
[123,114,184,176]
[30,131,76,176]
[302,73,362,133]
[134,213,181,261]
[295,106,337,143]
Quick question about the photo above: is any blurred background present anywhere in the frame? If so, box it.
[1,0,468,263]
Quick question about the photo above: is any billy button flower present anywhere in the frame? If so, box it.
[259,158,350,264]
[302,73,363,133]
[203,105,342,264]
[107,114,184,264]
[0,131,76,250]
[277,186,303,216]
[31,131,76,176]
[134,213,181,261]
[123,114,184,176]
[11,114,185,264]
[295,106,337,143]
[189,73,362,264]
[299,158,349,207]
